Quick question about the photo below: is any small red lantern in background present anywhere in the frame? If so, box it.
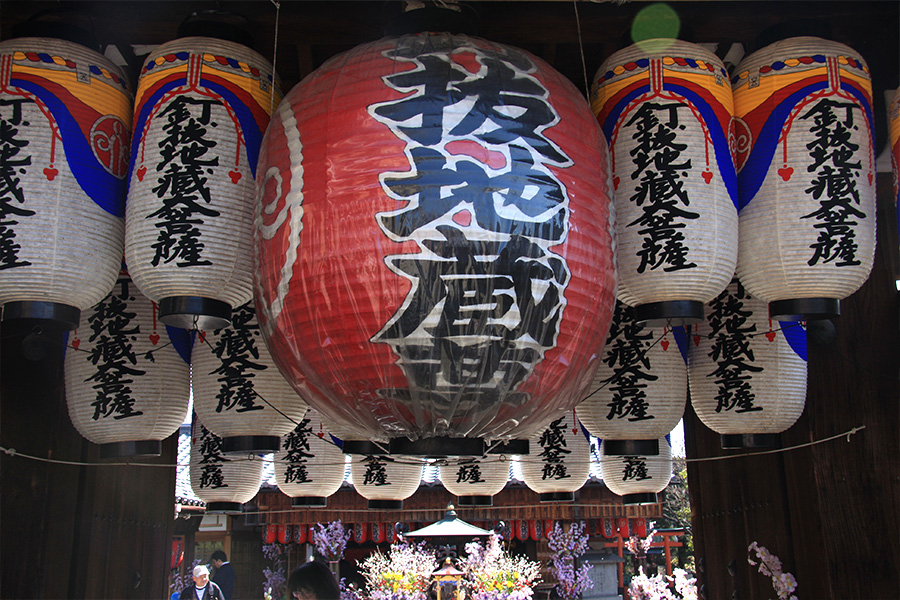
[254,31,616,451]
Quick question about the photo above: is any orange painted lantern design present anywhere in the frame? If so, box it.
[254,32,616,448]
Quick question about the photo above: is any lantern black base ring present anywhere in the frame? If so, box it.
[388,436,486,458]
[2,300,80,330]
[291,496,328,508]
[487,439,529,455]
[603,439,660,456]
[205,502,243,514]
[221,435,281,454]
[341,440,388,455]
[539,492,575,502]
[99,440,162,460]
[633,300,704,327]
[720,433,779,449]
[768,298,840,322]
[158,296,232,331]
[622,492,658,506]
[457,495,494,507]
[369,499,403,510]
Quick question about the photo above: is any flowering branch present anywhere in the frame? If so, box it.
[625,531,656,557]
[462,535,541,600]
[748,542,798,600]
[314,520,351,562]
[547,521,593,600]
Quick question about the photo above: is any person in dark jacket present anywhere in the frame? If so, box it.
[181,565,224,600]
[288,560,340,600]
[210,550,236,600]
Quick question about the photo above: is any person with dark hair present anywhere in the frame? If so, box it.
[210,550,236,600]
[288,560,341,600]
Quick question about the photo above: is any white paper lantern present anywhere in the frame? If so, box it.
[190,418,263,513]
[440,456,510,507]
[591,38,738,325]
[191,301,306,454]
[0,37,132,329]
[600,436,672,505]
[274,409,346,507]
[349,454,423,509]
[687,278,807,448]
[65,271,191,458]
[520,412,590,502]
[577,301,687,455]
[732,37,876,321]
[125,36,279,329]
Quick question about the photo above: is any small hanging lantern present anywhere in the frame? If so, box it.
[191,301,307,454]
[732,37,876,321]
[599,436,672,505]
[65,270,192,458]
[0,36,132,329]
[125,35,279,330]
[274,409,345,507]
[687,278,807,448]
[520,412,590,502]
[349,454,423,510]
[577,301,687,455]
[254,31,617,447]
[591,38,738,326]
[439,455,509,507]
[190,417,263,513]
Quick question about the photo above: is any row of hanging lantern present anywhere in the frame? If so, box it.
[590,35,876,328]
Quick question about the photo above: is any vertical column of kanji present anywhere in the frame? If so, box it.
[732,36,876,321]
[189,418,263,513]
[64,270,192,458]
[520,412,590,502]
[687,279,807,449]
[439,455,510,506]
[274,409,346,507]
[349,453,424,509]
[599,435,672,505]
[591,38,738,327]
[0,37,131,329]
[577,300,687,456]
[126,36,279,331]
[190,300,307,455]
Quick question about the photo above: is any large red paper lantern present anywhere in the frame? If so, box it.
[255,32,616,450]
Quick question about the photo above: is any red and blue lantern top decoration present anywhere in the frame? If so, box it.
[0,37,131,328]
[254,33,616,447]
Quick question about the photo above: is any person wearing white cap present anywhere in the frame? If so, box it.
[180,564,224,600]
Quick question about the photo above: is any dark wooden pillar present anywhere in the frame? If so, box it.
[1,319,177,599]
[685,174,900,599]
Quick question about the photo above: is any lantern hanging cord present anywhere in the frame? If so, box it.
[683,424,866,463]
[270,0,281,115]
[573,0,591,99]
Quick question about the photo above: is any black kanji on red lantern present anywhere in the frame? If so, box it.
[85,276,145,420]
[149,96,222,268]
[799,98,866,268]
[602,305,657,422]
[370,37,572,410]
[282,418,314,484]
[537,417,571,480]
[625,101,699,273]
[198,424,229,489]
[0,98,35,270]
[209,303,266,413]
[705,282,763,413]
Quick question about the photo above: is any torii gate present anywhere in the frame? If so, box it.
[604,528,684,592]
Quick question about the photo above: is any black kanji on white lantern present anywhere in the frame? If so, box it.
[349,454,423,510]
[600,436,673,505]
[190,417,263,514]
[520,412,590,502]
[440,455,510,507]
[274,409,346,507]
[0,37,131,329]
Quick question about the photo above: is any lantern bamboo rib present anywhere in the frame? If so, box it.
[0,425,866,469]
